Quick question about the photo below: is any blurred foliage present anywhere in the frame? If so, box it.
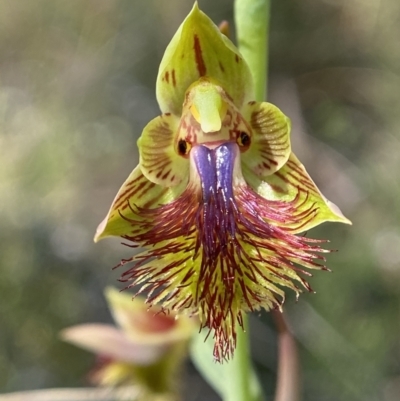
[0,0,399,400]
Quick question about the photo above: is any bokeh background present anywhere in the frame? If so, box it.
[0,0,399,400]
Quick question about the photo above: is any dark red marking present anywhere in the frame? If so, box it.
[235,54,239,63]
[269,184,286,194]
[115,181,150,210]
[274,171,316,195]
[286,160,313,183]
[274,171,292,185]
[165,71,169,84]
[141,188,169,209]
[171,69,176,87]
[124,175,145,189]
[193,35,206,76]
[114,179,147,209]
[219,61,225,72]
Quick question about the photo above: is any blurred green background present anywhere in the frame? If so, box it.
[0,0,399,400]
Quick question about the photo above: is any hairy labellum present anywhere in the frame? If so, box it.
[118,143,327,359]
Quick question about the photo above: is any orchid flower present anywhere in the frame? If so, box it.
[61,288,195,398]
[95,3,350,361]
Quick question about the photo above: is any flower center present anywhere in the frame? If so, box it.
[191,142,239,203]
[190,142,241,255]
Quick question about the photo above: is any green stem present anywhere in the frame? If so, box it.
[224,315,252,401]
[234,0,271,101]
[224,1,271,400]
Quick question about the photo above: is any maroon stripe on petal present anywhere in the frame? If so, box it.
[193,35,206,76]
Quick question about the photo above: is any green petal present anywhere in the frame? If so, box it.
[241,101,291,177]
[244,152,351,233]
[94,166,186,241]
[138,113,189,186]
[156,2,254,115]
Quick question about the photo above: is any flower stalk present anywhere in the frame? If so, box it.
[234,0,270,101]
[225,1,271,400]
[224,315,254,401]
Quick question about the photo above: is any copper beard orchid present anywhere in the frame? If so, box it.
[95,4,350,360]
